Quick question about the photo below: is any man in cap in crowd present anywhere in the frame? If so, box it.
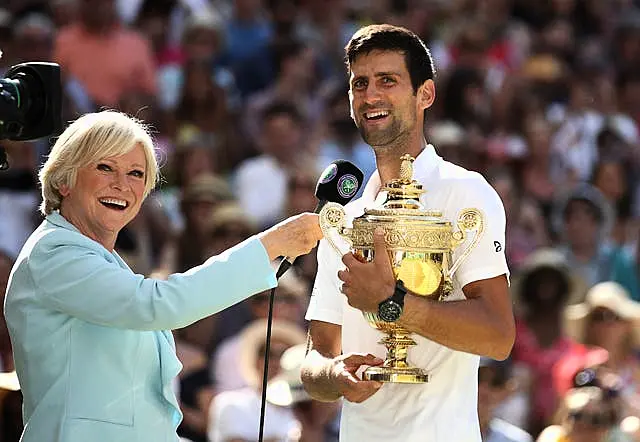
[208,319,306,442]
[553,183,639,300]
[267,344,341,442]
[477,357,532,442]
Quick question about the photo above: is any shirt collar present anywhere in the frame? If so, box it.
[46,210,121,256]
[412,143,442,181]
[46,210,81,233]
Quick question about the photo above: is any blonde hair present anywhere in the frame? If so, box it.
[39,111,159,215]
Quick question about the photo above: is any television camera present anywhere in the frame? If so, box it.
[0,61,63,170]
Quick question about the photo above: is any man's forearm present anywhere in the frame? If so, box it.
[300,350,342,402]
[397,290,514,360]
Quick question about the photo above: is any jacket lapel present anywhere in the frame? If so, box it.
[157,329,184,426]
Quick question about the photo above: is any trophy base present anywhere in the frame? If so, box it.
[363,366,429,383]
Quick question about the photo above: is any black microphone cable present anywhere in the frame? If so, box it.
[257,285,277,442]
[257,160,364,442]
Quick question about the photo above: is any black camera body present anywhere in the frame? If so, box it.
[0,62,63,170]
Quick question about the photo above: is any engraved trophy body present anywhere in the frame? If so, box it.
[319,155,484,383]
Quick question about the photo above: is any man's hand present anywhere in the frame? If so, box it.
[329,353,384,403]
[301,322,383,404]
[338,228,395,312]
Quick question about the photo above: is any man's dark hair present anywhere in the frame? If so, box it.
[564,198,604,225]
[261,101,304,127]
[272,38,306,77]
[479,357,513,387]
[344,24,436,93]
[521,267,571,308]
[0,248,14,267]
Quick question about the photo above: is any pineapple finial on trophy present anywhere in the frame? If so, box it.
[381,154,424,202]
[399,154,414,183]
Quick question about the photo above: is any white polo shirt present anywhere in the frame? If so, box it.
[306,145,510,442]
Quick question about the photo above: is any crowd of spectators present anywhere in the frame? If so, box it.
[1,0,640,441]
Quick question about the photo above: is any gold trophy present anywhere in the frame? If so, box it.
[319,154,484,383]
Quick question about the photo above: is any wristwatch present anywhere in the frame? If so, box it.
[378,280,407,322]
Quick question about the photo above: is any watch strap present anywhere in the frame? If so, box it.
[391,279,407,306]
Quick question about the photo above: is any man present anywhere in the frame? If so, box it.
[266,344,341,442]
[478,358,532,442]
[552,183,640,300]
[300,24,515,442]
[54,0,157,107]
[234,101,311,229]
[208,319,305,442]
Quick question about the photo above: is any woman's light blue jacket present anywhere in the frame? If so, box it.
[4,211,277,442]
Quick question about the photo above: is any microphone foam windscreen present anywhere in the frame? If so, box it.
[315,160,365,205]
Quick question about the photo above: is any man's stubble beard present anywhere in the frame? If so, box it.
[358,114,415,155]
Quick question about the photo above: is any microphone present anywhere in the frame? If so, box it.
[275,160,364,279]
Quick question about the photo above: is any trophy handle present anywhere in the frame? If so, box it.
[449,208,485,278]
[319,202,353,256]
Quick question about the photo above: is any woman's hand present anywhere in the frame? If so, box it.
[258,213,323,261]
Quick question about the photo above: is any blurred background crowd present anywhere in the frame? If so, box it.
[1,0,640,441]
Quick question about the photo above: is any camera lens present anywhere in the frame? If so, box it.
[0,62,62,142]
[574,368,597,388]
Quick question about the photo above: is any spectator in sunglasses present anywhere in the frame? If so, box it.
[553,358,639,441]
[537,383,631,442]
[564,282,640,418]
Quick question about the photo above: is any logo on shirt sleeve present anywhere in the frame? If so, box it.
[493,241,502,252]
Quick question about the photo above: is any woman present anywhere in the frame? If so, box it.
[511,249,585,434]
[590,158,634,248]
[565,282,640,418]
[3,111,322,442]
[537,385,631,442]
[170,59,243,172]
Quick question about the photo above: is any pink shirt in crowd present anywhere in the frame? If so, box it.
[512,320,581,424]
[54,24,157,107]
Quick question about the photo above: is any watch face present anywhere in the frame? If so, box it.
[379,300,403,322]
